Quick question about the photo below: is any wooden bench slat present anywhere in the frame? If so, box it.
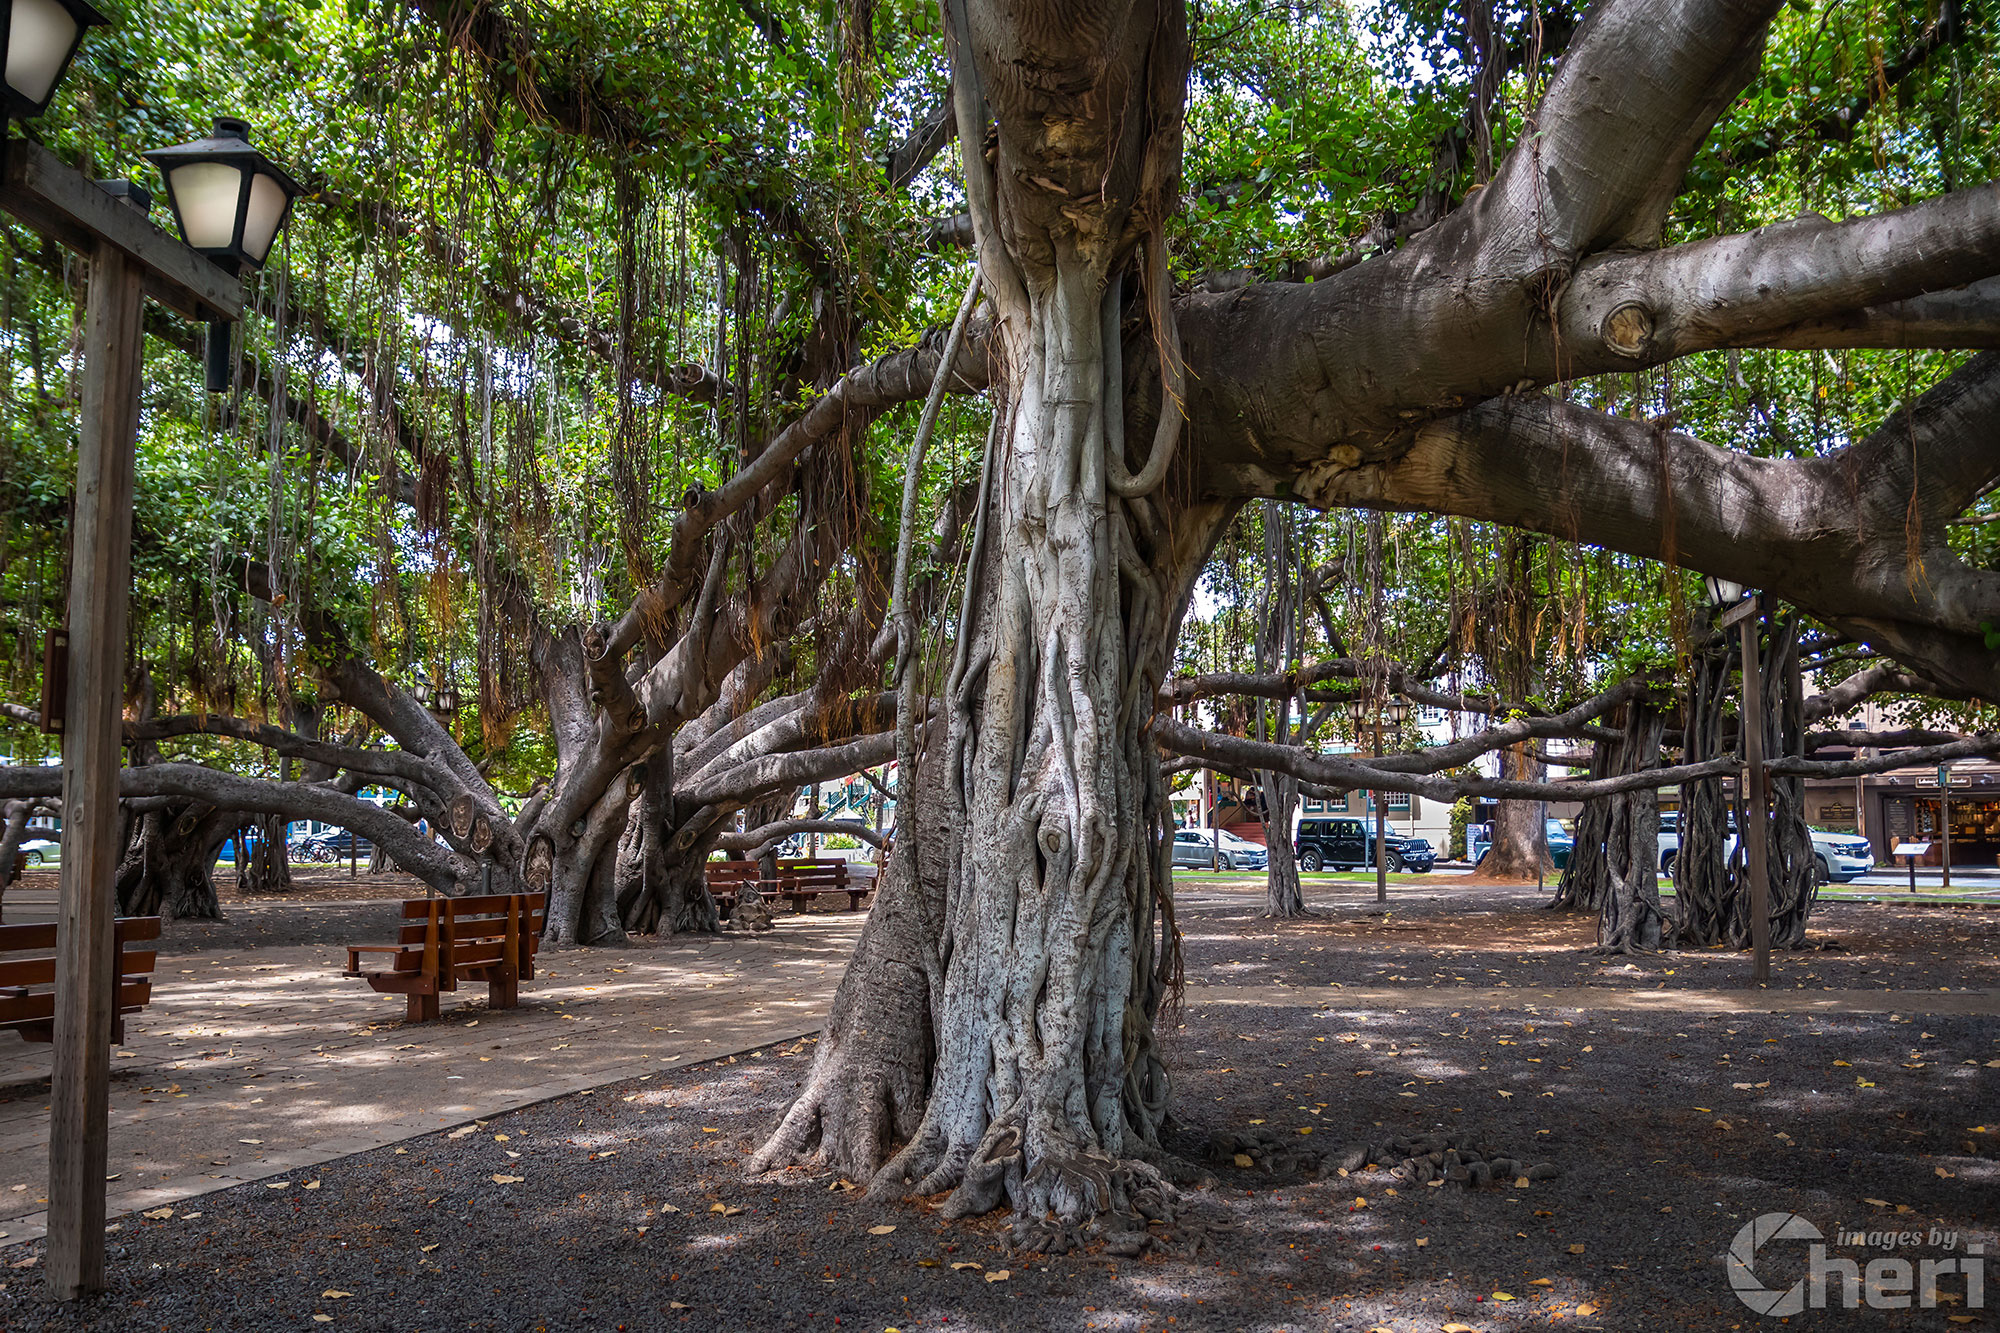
[401,892,545,918]
[0,923,59,949]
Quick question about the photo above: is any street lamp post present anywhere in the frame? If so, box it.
[1347,693,1410,904]
[1706,575,1770,986]
[0,51,289,1299]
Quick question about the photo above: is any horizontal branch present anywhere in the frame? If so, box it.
[131,714,437,792]
[0,763,469,889]
[1153,717,1732,803]
[675,730,898,811]
[1555,185,2000,368]
[713,818,888,856]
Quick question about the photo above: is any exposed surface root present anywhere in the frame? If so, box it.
[1210,1126,1561,1190]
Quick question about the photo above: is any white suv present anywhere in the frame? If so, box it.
[1656,813,1874,884]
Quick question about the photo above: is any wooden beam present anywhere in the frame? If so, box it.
[0,138,244,323]
[45,236,143,1301]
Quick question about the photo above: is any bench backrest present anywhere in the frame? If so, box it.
[380,893,546,980]
[703,862,763,889]
[775,858,849,890]
[0,916,161,1038]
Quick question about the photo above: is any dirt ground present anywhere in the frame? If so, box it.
[1176,883,2000,993]
[0,883,1994,1332]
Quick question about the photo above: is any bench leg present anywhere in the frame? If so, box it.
[406,991,440,1023]
[487,972,519,1011]
[849,891,865,911]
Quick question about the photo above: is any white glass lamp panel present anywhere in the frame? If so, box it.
[6,0,78,108]
[240,171,289,262]
[169,161,246,250]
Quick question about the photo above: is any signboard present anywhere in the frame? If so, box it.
[1891,842,1931,857]
[1937,764,1954,788]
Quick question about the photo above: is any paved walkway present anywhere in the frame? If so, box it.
[0,906,864,1249]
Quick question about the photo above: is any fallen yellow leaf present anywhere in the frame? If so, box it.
[1569,1244,1585,1254]
[491,1174,523,1184]
[985,1269,1011,1282]
[951,1262,983,1271]
[1493,1291,1516,1301]
[1232,1154,1253,1168]
[1531,1278,1552,1286]
[141,1208,173,1220]
[869,1225,897,1235]
[1577,1302,1599,1316]
[321,1291,352,1299]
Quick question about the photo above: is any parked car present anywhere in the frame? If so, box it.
[1656,813,1872,884]
[1171,827,1269,871]
[16,837,58,866]
[1294,817,1435,873]
[298,829,374,862]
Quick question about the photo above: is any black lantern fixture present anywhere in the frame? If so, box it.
[143,117,301,392]
[0,0,107,121]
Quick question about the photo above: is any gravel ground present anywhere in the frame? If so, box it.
[1,896,1995,1332]
[1177,889,2000,992]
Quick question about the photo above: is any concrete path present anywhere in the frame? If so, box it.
[0,911,864,1249]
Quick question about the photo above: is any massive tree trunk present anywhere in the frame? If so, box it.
[1725,610,1818,949]
[1476,745,1549,879]
[1255,503,1308,918]
[1670,642,1735,945]
[763,0,1210,1240]
[1588,699,1668,954]
[115,801,236,920]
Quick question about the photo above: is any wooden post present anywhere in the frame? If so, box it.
[1739,613,1772,987]
[1941,779,1952,892]
[46,238,144,1300]
[1374,717,1388,903]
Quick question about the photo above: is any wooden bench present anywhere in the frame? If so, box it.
[702,861,763,919]
[0,916,161,1044]
[773,858,869,911]
[343,892,544,1023]
[702,858,871,916]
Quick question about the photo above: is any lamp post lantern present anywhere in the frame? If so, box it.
[1706,575,1770,984]
[144,117,301,391]
[0,0,106,121]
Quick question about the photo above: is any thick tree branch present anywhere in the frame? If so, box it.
[714,818,889,855]
[1554,185,2000,368]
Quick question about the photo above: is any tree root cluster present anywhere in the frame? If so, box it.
[999,1157,1213,1261]
[1209,1127,1560,1190]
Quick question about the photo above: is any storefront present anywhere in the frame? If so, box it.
[1880,785,2000,868]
